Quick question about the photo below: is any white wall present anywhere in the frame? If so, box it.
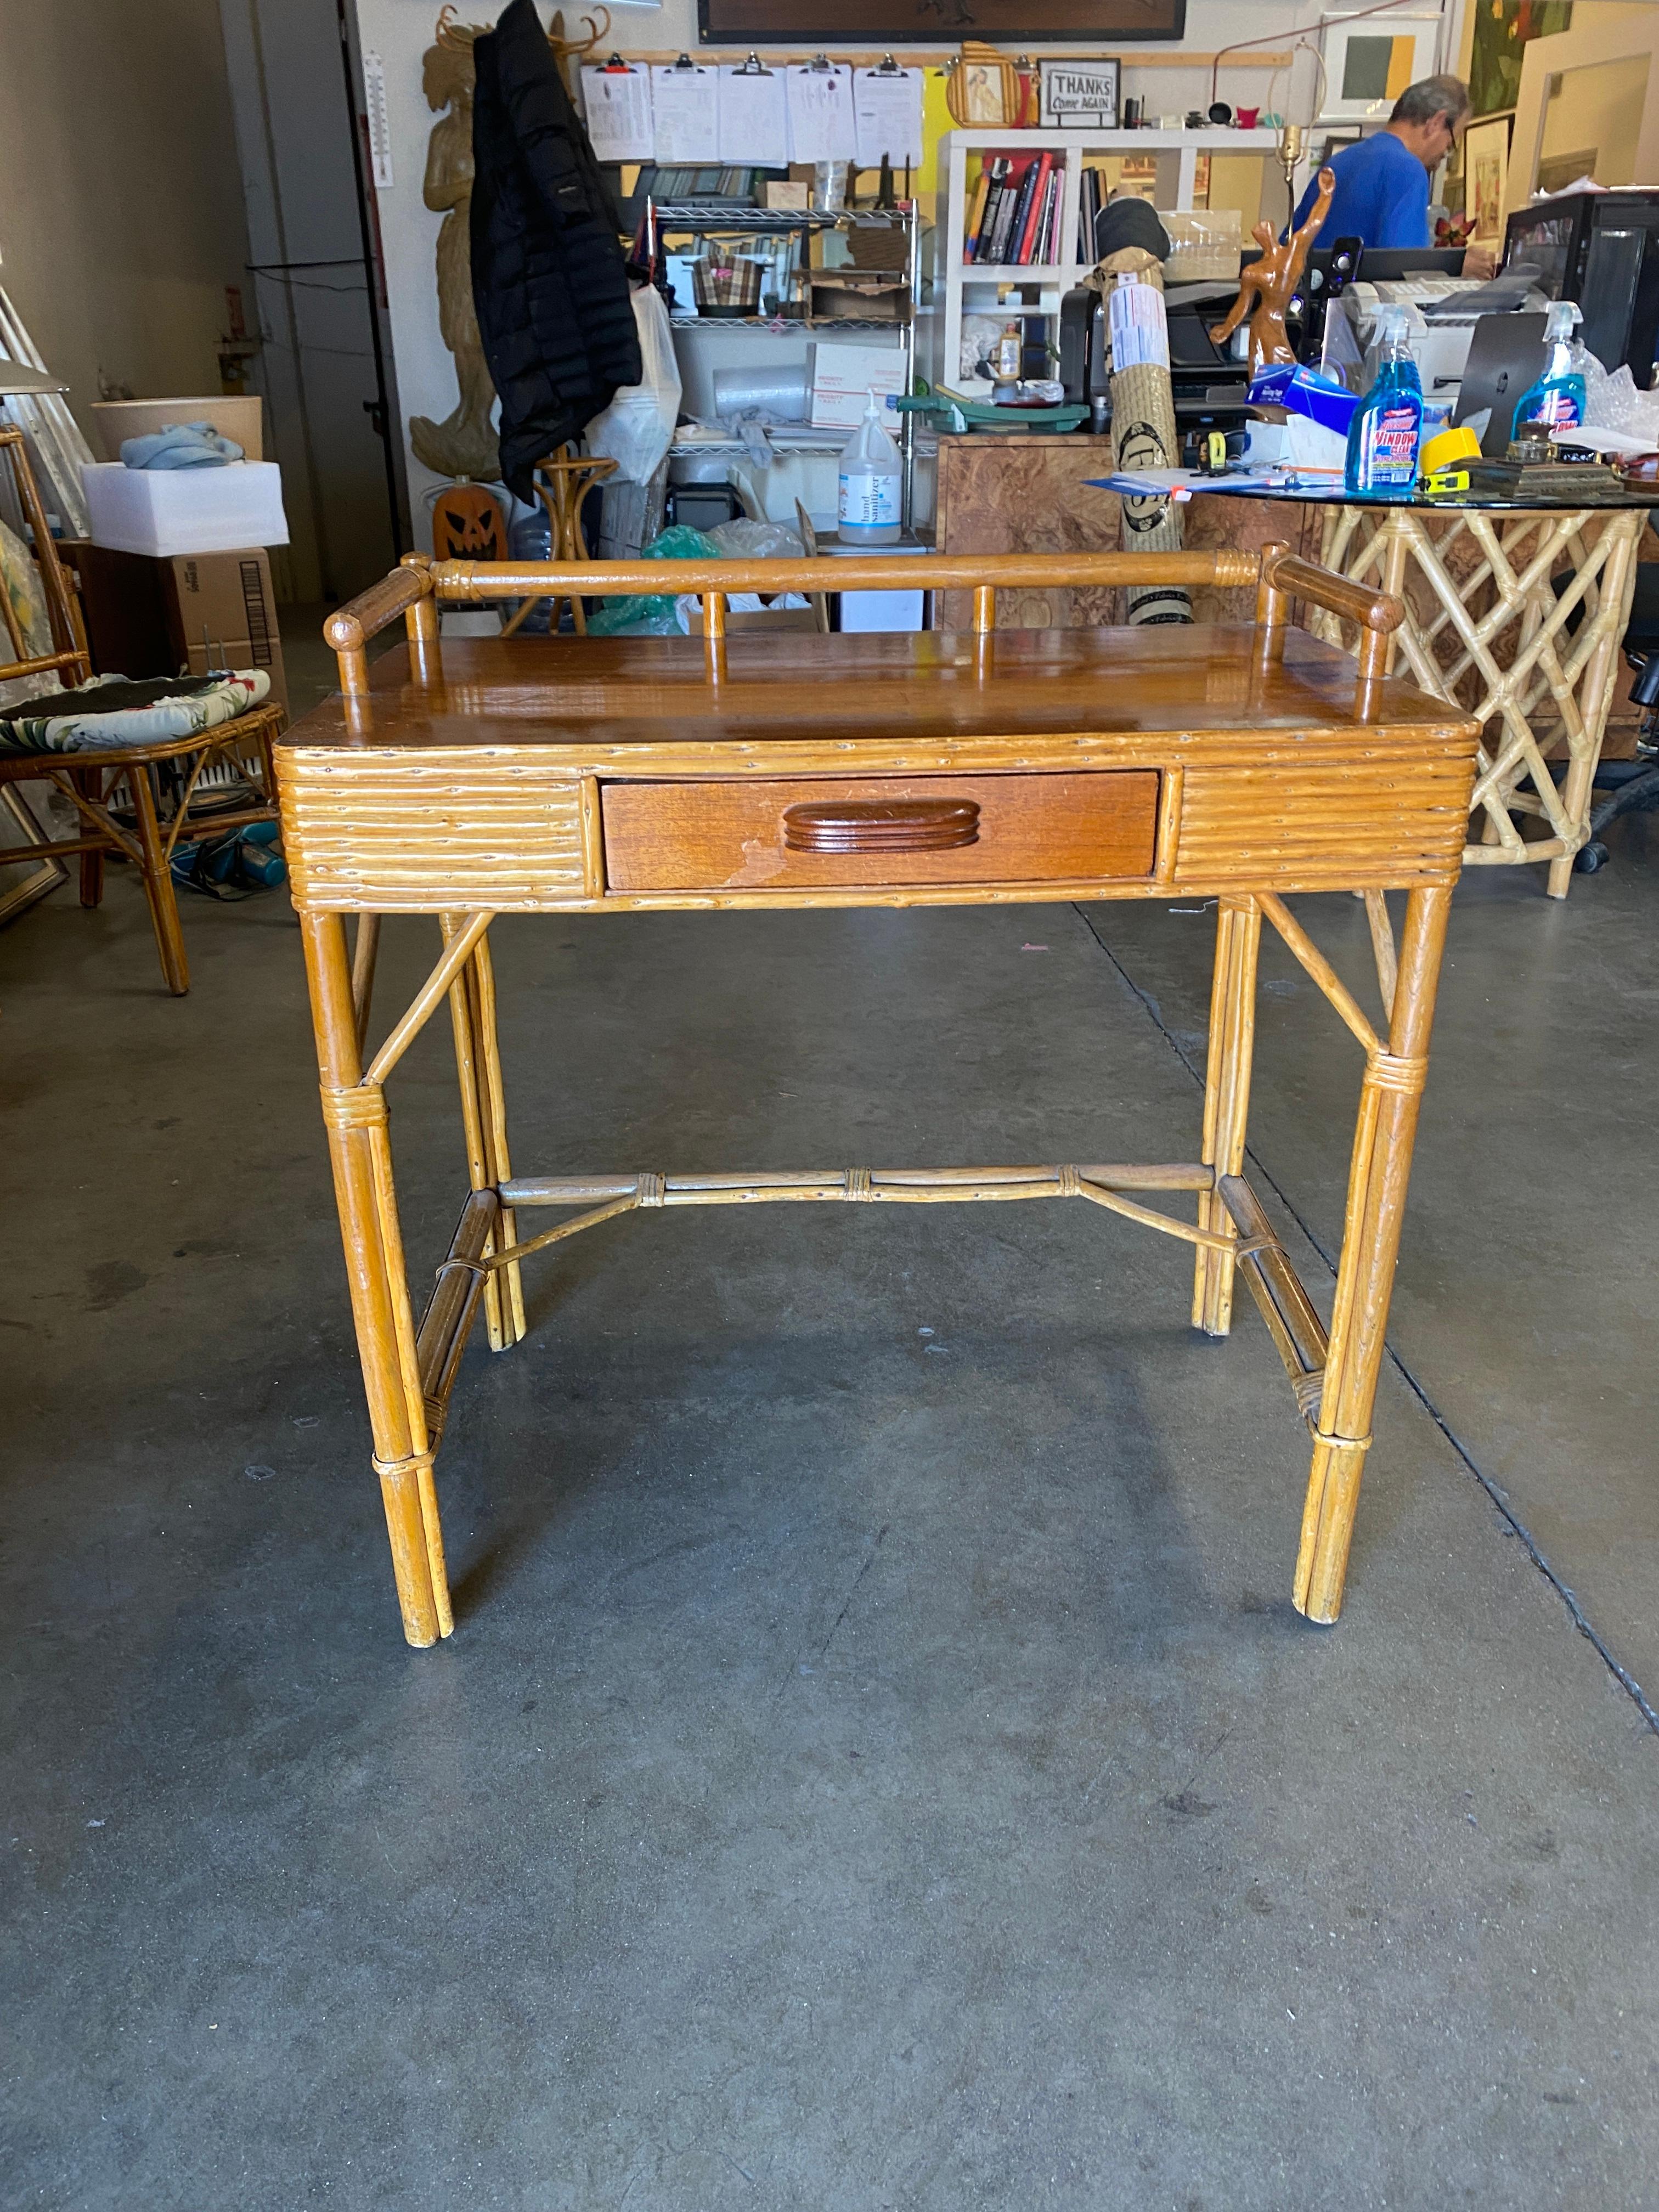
[0,0,251,443]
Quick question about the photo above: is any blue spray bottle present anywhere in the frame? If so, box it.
[1344,307,1422,498]
[1509,300,1586,441]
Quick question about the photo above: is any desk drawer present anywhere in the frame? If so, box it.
[601,771,1160,893]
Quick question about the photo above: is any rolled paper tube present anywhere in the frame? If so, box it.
[1103,251,1191,627]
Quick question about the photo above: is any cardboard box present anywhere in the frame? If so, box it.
[82,460,289,557]
[167,548,278,657]
[810,341,907,431]
[810,277,911,322]
[75,544,287,712]
[172,549,286,713]
[91,396,264,462]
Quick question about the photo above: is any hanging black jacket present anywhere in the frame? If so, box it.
[470,0,641,500]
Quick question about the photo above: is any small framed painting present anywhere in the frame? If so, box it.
[1318,10,1442,124]
[1463,114,1511,246]
[1039,57,1121,130]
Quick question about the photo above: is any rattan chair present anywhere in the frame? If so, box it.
[0,423,285,994]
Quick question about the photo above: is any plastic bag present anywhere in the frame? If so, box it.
[586,523,718,637]
[705,520,803,560]
[585,285,683,487]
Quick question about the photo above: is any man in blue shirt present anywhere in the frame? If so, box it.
[1293,74,1494,275]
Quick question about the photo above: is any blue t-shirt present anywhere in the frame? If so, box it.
[1291,131,1429,247]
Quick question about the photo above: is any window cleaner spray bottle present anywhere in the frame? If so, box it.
[1509,300,1587,441]
[837,391,902,545]
[1344,306,1423,498]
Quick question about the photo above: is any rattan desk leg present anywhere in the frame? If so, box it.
[1547,511,1640,899]
[1193,895,1261,1337]
[1294,884,1451,1623]
[467,926,526,1344]
[127,763,189,996]
[439,916,524,1350]
[301,910,452,1647]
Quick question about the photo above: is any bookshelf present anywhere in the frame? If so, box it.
[936,127,1282,401]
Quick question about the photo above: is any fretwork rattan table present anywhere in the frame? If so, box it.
[277,547,1479,1647]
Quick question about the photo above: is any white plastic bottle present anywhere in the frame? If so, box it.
[837,391,901,545]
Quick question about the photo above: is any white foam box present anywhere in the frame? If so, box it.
[82,460,289,557]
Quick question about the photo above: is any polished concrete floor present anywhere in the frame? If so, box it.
[3,777,1656,2207]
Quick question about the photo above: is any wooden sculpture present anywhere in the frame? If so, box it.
[409,11,500,485]
[1209,168,1336,375]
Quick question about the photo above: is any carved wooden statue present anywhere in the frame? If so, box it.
[408,12,500,486]
[1209,168,1336,375]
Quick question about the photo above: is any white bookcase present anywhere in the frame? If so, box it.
[936,127,1283,398]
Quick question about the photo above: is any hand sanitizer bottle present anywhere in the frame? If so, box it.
[1344,307,1423,499]
[1509,301,1587,441]
[837,391,902,545]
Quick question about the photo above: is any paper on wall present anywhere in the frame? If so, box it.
[579,66,654,163]
[716,65,787,168]
[852,66,923,172]
[650,64,719,163]
[785,65,856,164]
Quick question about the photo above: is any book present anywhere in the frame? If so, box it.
[1034,168,1058,265]
[974,157,1011,263]
[995,157,1036,266]
[963,164,991,263]
[1015,152,1052,265]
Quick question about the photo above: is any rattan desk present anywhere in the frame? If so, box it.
[277,548,1480,1648]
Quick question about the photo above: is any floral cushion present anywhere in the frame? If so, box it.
[0,669,272,755]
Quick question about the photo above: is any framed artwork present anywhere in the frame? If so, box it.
[1469,1,1572,121]
[1317,10,1442,123]
[698,0,1184,44]
[0,786,66,928]
[1462,113,1511,245]
[1039,56,1120,128]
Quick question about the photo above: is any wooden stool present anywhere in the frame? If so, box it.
[0,424,285,994]
[499,445,618,639]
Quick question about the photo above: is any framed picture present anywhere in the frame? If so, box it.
[0,786,66,928]
[698,0,1184,43]
[1039,57,1120,129]
[1462,112,1511,245]
[1469,1,1572,121]
[1318,10,1442,124]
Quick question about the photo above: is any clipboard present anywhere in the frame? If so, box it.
[651,55,718,166]
[580,57,654,164]
[853,56,923,174]
[717,54,787,169]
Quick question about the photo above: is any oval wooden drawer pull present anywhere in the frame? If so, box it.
[782,798,981,854]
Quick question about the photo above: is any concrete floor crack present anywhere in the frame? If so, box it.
[1075,904,1659,1737]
